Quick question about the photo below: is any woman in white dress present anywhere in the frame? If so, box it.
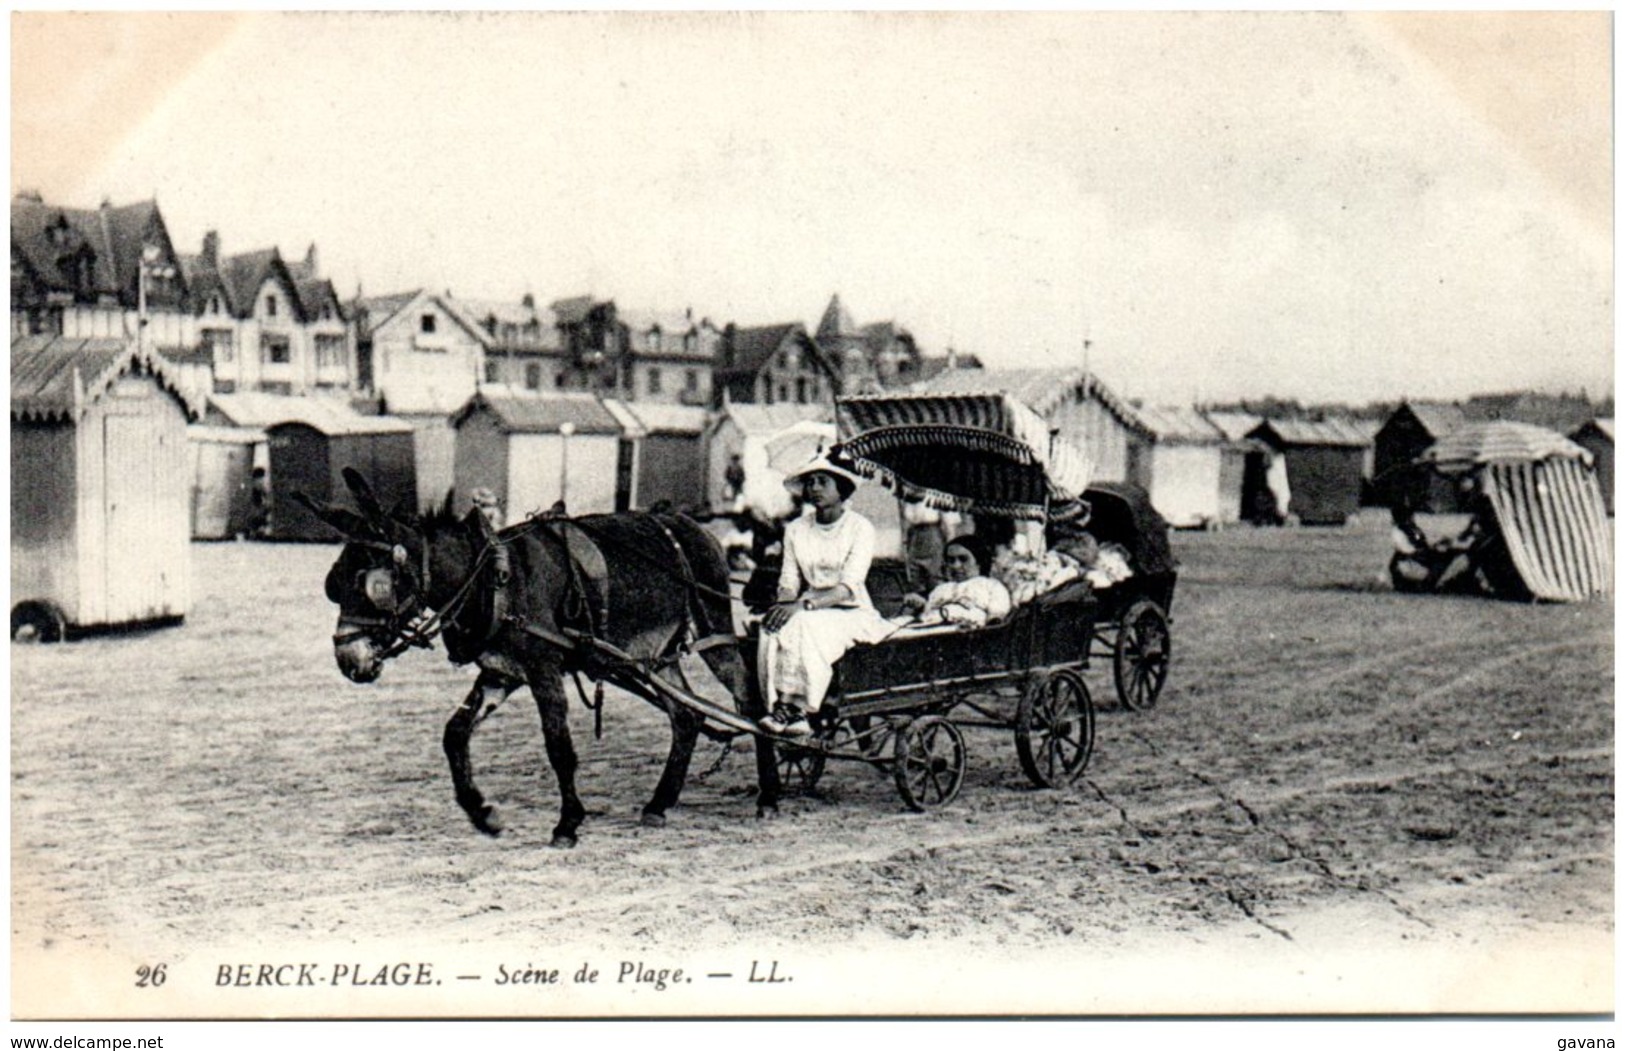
[757,453,891,737]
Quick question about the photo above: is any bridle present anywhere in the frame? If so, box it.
[333,527,503,662]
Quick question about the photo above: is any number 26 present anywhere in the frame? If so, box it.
[136,964,167,988]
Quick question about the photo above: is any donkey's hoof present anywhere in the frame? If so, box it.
[472,806,504,837]
[756,803,780,821]
[550,833,578,849]
[640,811,667,829]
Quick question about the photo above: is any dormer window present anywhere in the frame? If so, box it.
[265,294,278,317]
[421,313,437,334]
[208,295,222,315]
[647,331,660,352]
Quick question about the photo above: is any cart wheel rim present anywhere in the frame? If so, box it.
[894,717,966,810]
[1016,671,1095,788]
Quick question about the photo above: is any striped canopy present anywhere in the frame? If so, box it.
[1478,457,1612,603]
[1421,421,1592,470]
[835,393,1094,519]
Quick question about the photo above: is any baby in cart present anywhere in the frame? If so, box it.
[898,535,1012,630]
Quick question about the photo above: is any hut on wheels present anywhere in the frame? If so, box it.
[207,391,417,540]
[451,389,631,520]
[1568,418,1613,515]
[1373,401,1469,511]
[187,424,265,540]
[1127,405,1240,528]
[1247,418,1371,526]
[11,335,201,641]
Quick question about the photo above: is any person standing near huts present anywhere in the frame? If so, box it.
[757,451,892,737]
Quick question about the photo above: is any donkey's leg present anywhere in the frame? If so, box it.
[640,668,702,829]
[529,668,586,848]
[699,644,781,816]
[442,669,515,837]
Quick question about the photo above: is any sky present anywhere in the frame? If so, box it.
[9,10,1614,406]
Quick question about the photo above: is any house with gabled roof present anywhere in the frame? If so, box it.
[812,294,923,393]
[170,230,357,399]
[1372,400,1470,510]
[11,192,189,349]
[715,322,840,409]
[352,288,494,510]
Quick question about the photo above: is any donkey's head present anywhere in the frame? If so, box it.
[297,469,435,684]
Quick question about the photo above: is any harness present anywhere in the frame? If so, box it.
[344,511,737,737]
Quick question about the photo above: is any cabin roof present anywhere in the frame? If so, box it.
[11,335,202,422]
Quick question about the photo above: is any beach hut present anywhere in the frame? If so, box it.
[11,335,201,640]
[1568,418,1613,514]
[207,391,417,540]
[1418,421,1611,602]
[622,402,710,512]
[1374,401,1469,511]
[1248,418,1371,526]
[187,424,265,539]
[451,390,630,520]
[1129,405,1237,528]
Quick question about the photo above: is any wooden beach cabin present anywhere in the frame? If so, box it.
[451,389,630,520]
[187,424,265,540]
[11,336,201,640]
[207,391,417,540]
[1248,418,1371,526]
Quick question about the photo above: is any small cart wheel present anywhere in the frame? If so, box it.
[892,715,966,812]
[11,601,66,644]
[775,744,826,796]
[1113,599,1170,711]
[1015,670,1096,788]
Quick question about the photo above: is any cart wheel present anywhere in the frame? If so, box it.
[892,715,966,811]
[1113,599,1170,711]
[11,601,66,644]
[1015,670,1096,788]
[775,744,826,796]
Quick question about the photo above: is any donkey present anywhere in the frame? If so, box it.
[300,470,780,848]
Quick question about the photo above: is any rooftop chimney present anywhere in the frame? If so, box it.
[202,230,220,265]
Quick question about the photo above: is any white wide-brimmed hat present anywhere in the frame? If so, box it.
[783,451,865,493]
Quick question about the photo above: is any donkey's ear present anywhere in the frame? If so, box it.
[342,468,385,522]
[441,488,457,520]
[294,491,374,538]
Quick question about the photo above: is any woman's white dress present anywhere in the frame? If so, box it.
[758,509,892,713]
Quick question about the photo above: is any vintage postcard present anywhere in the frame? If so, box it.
[8,10,1613,1030]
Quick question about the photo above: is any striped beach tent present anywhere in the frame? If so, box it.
[1421,422,1612,602]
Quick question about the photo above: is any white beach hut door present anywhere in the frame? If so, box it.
[103,414,162,620]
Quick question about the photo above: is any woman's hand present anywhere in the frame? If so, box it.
[762,600,800,634]
[901,593,927,615]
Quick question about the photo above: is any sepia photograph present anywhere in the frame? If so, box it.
[8,9,1614,1034]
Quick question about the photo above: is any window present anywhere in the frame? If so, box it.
[555,372,567,389]
[795,377,808,404]
[647,331,660,352]
[684,369,699,393]
[203,327,235,363]
[647,368,662,395]
[208,295,222,315]
[265,294,278,318]
[777,383,790,403]
[683,333,696,354]
[315,334,345,369]
[484,361,500,383]
[421,313,437,334]
[260,333,291,365]
[525,364,542,390]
